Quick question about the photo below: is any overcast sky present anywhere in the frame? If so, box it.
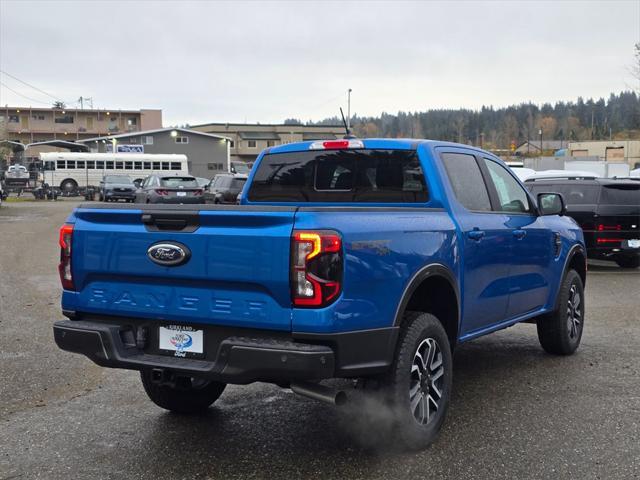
[1,0,638,126]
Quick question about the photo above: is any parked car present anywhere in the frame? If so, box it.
[4,165,30,192]
[99,175,136,202]
[204,173,247,204]
[134,175,204,204]
[525,176,640,268]
[54,138,586,450]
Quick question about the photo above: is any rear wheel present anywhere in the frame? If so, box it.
[60,178,78,195]
[537,269,584,355]
[379,312,453,450]
[140,370,226,414]
[615,256,640,269]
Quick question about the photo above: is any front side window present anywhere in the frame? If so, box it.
[440,152,491,211]
[482,158,531,213]
[248,149,428,203]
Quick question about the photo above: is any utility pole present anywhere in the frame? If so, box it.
[347,88,352,131]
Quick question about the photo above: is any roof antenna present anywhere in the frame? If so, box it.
[340,107,355,139]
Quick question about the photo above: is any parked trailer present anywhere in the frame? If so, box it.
[39,152,190,194]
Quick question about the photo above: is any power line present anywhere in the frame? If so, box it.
[0,81,52,106]
[0,69,64,102]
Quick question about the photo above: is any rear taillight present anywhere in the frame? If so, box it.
[58,224,75,291]
[155,189,169,196]
[193,189,203,196]
[596,238,624,244]
[597,224,621,231]
[291,230,342,307]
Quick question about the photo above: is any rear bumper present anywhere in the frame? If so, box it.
[53,317,398,384]
[587,244,640,260]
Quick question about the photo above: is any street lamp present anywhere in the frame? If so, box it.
[347,88,352,131]
[539,128,543,155]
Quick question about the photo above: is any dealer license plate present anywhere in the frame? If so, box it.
[159,325,204,357]
[628,239,640,248]
[176,191,187,197]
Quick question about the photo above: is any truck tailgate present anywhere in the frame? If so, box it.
[68,205,296,331]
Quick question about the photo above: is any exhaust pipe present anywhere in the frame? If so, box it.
[290,381,347,406]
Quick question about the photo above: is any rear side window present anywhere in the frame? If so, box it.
[440,152,491,211]
[231,178,246,189]
[247,150,428,203]
[600,184,640,205]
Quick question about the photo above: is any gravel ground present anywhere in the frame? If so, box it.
[0,199,639,480]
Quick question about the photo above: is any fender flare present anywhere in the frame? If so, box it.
[551,244,587,310]
[392,263,460,328]
[562,243,587,283]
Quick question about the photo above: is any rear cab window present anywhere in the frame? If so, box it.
[247,149,428,203]
[160,177,198,188]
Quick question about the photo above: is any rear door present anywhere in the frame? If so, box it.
[70,205,297,331]
[439,150,512,335]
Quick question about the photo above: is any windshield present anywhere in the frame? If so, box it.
[104,175,133,184]
[248,149,428,203]
[160,176,198,188]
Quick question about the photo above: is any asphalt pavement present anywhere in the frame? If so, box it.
[0,199,639,480]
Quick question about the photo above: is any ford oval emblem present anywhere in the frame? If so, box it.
[147,242,191,267]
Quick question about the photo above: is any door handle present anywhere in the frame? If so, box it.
[468,230,485,241]
[513,229,527,239]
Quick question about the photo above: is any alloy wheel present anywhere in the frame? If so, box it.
[409,337,445,425]
[567,284,582,339]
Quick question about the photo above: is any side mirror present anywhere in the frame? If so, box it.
[537,192,566,216]
[133,180,142,188]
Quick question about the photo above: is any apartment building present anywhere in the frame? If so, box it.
[1,106,163,149]
[189,122,345,164]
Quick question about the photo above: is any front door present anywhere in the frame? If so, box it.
[480,157,553,317]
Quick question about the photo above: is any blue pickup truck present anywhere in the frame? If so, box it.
[54,138,586,449]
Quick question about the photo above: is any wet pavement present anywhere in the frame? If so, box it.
[1,199,639,479]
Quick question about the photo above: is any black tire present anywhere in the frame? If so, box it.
[379,312,453,450]
[615,256,640,269]
[60,178,78,195]
[140,370,226,414]
[537,269,584,355]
